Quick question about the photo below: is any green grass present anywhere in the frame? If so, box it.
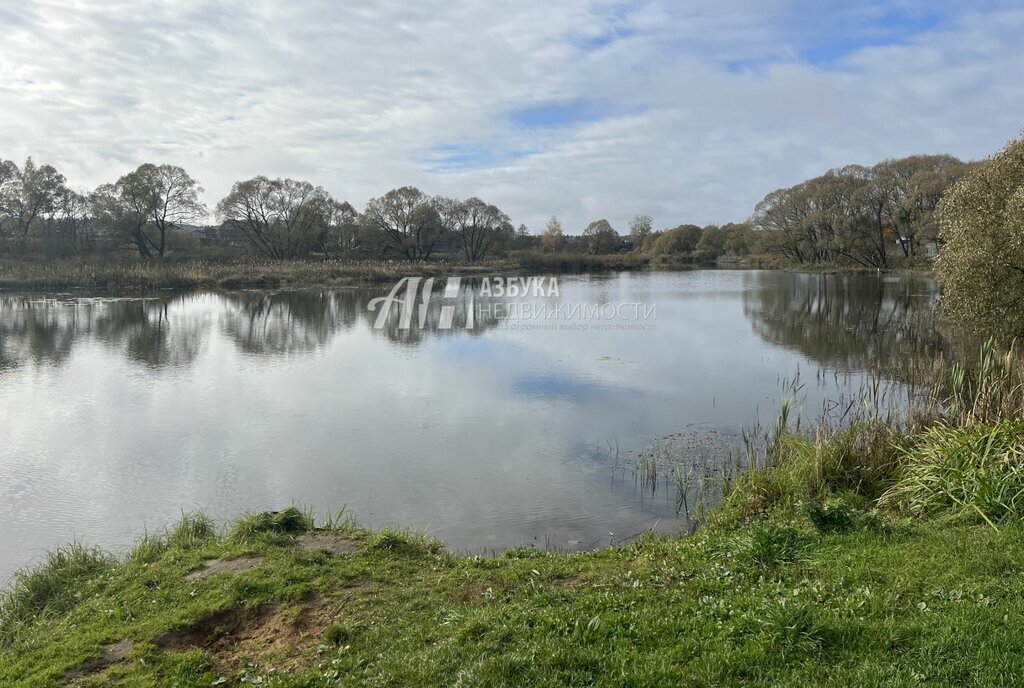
[4,502,1024,687]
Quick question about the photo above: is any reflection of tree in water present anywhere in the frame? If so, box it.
[0,297,78,369]
[0,296,208,369]
[361,281,505,346]
[0,284,516,371]
[742,272,951,374]
[219,291,361,355]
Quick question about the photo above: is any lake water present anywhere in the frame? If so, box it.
[0,270,947,580]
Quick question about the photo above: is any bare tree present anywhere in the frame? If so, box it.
[92,164,205,258]
[449,197,513,261]
[362,186,444,260]
[217,176,335,259]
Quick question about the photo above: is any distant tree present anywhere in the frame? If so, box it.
[628,214,653,245]
[216,176,333,259]
[694,225,727,261]
[0,159,21,239]
[936,135,1024,334]
[92,164,205,259]
[876,155,972,258]
[0,158,69,241]
[582,219,620,254]
[362,186,444,260]
[540,216,564,252]
[650,224,703,256]
[52,188,92,253]
[449,196,513,261]
[313,200,360,257]
[722,222,755,256]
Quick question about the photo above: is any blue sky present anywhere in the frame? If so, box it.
[0,0,1022,232]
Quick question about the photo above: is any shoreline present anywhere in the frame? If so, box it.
[0,255,933,295]
[3,409,1022,685]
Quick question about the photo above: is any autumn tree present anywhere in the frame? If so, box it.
[650,224,703,257]
[582,219,620,254]
[694,225,727,261]
[936,135,1024,334]
[628,214,653,245]
[540,216,564,252]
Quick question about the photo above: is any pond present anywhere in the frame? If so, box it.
[0,270,948,580]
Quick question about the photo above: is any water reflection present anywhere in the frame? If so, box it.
[742,271,949,373]
[0,284,514,369]
[0,271,961,582]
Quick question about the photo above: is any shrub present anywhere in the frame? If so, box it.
[937,134,1024,335]
[881,421,1024,523]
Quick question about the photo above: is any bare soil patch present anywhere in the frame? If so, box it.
[64,639,133,683]
[183,556,265,581]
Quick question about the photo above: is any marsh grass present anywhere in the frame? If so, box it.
[0,254,649,294]
[0,543,113,643]
[718,338,1024,527]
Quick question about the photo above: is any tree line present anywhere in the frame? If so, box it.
[751,155,973,268]
[0,152,978,268]
[0,160,533,261]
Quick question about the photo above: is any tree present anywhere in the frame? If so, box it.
[52,188,92,254]
[694,225,727,261]
[722,222,755,256]
[0,159,21,239]
[582,219,620,254]
[876,155,971,258]
[0,158,69,241]
[92,164,205,259]
[362,186,444,260]
[540,216,564,252]
[217,176,335,259]
[936,135,1024,334]
[628,214,653,245]
[650,224,703,257]
[313,201,360,257]
[450,197,513,261]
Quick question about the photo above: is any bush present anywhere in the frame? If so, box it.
[937,134,1024,335]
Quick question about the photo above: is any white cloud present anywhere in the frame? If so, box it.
[0,0,1021,233]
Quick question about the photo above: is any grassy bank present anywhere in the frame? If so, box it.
[3,345,1023,687]
[0,254,650,293]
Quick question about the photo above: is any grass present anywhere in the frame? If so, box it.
[5,502,1024,686]
[3,342,1024,685]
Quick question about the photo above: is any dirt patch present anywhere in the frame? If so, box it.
[294,534,359,556]
[184,556,265,581]
[65,639,133,682]
[154,597,345,672]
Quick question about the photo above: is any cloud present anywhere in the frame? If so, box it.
[0,0,1021,233]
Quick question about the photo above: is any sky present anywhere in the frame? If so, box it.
[1,0,1022,233]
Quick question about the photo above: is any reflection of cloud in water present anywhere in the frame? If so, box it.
[511,372,626,403]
